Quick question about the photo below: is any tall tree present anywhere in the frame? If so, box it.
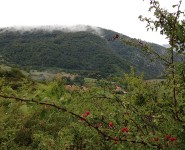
[138,0,185,121]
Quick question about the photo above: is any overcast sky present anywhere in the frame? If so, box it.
[0,0,184,45]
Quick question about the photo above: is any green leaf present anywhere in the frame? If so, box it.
[19,104,29,115]
[172,5,177,8]
[40,109,48,119]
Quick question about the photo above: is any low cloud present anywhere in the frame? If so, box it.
[0,25,104,36]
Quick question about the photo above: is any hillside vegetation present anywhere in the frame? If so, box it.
[0,27,165,78]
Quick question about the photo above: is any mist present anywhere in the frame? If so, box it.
[0,25,104,36]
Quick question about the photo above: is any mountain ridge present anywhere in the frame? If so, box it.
[0,25,166,78]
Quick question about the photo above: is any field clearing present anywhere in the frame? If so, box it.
[29,70,78,81]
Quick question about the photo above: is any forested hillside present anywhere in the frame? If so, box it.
[0,26,165,78]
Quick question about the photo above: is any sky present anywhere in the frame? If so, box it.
[0,0,184,45]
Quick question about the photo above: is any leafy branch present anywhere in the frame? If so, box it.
[0,94,161,148]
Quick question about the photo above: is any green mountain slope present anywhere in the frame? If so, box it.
[0,26,165,78]
[101,29,166,78]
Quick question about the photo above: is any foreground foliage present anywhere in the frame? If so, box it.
[0,66,184,149]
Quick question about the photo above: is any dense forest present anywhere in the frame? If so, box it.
[0,27,166,78]
[0,0,185,149]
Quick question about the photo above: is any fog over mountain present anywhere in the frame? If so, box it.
[0,25,104,36]
[162,44,170,48]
